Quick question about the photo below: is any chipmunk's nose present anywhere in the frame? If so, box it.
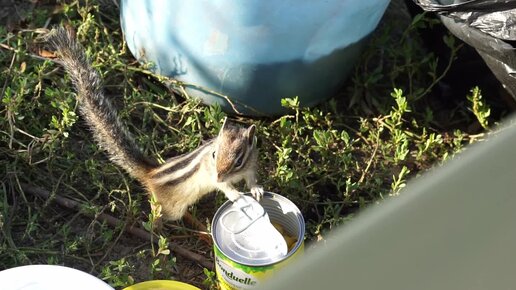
[217,174,224,183]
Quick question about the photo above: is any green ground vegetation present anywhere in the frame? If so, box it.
[0,1,511,289]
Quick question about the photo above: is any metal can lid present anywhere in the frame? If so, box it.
[219,196,268,234]
[213,194,299,266]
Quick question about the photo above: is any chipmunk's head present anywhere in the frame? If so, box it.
[214,118,256,182]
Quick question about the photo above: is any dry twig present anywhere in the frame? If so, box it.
[19,183,213,270]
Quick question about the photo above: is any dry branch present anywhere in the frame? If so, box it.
[19,183,213,270]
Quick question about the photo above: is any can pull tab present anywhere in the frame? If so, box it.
[220,195,288,258]
[220,195,267,234]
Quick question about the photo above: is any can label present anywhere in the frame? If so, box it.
[212,192,305,290]
[214,244,304,290]
[215,248,260,289]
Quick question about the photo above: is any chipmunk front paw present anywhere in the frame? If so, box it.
[225,191,244,202]
[250,186,264,201]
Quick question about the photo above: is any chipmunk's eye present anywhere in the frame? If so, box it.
[212,151,216,159]
[234,154,243,168]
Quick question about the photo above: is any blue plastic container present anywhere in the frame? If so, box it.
[120,0,389,116]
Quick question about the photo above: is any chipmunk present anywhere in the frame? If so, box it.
[46,27,263,220]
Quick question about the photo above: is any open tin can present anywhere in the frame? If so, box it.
[212,192,305,289]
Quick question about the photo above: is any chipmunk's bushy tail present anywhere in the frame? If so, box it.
[46,27,157,180]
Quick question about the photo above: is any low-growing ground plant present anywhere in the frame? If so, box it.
[0,1,511,289]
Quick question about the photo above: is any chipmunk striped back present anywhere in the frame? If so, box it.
[151,139,215,187]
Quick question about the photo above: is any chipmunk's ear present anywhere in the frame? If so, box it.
[219,117,236,138]
[219,117,230,136]
[246,124,256,145]
[221,117,228,129]
[221,117,242,131]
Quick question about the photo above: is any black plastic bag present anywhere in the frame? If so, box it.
[410,0,516,101]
